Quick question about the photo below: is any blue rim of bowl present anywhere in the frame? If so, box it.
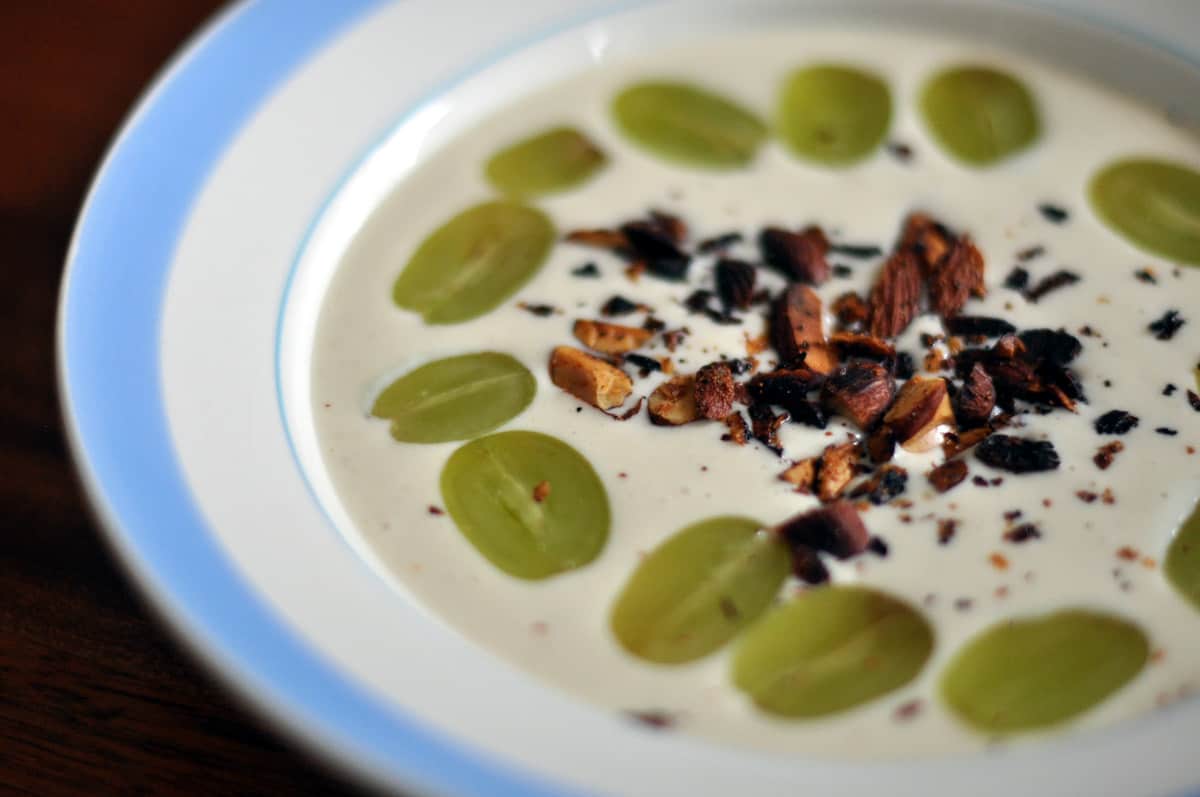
[55,1,588,795]
[55,0,1200,796]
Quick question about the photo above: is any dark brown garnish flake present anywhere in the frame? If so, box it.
[1157,427,1179,436]
[1094,410,1139,435]
[621,220,691,281]
[759,226,831,284]
[956,363,996,427]
[566,228,628,250]
[894,352,916,380]
[850,464,908,505]
[1188,390,1200,412]
[1004,523,1042,543]
[1135,268,1158,285]
[1018,328,1082,364]
[571,262,600,278]
[867,536,890,557]
[518,302,558,317]
[600,295,642,316]
[697,231,743,254]
[944,316,1016,337]
[976,434,1060,473]
[937,519,958,545]
[715,258,756,312]
[867,250,922,338]
[1016,246,1045,262]
[821,360,897,430]
[867,425,897,464]
[832,291,869,327]
[1094,440,1124,470]
[928,459,969,493]
[694,362,737,420]
[624,353,662,376]
[749,402,788,455]
[775,500,870,560]
[1024,270,1081,303]
[626,710,675,729]
[1004,266,1030,290]
[1037,203,1069,223]
[1148,309,1185,341]
[829,242,884,259]
[1164,383,1178,396]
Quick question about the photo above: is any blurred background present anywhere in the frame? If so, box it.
[1,3,360,793]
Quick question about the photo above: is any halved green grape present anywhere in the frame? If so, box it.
[370,352,535,444]
[941,609,1148,733]
[612,81,767,169]
[776,65,891,166]
[440,431,609,580]
[485,127,607,197]
[610,516,787,665]
[920,66,1039,166]
[732,586,933,718]
[1090,158,1200,266]
[392,201,555,324]
[1166,500,1200,609]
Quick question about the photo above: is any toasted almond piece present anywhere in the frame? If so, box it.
[565,228,629,250]
[749,403,788,455]
[818,440,861,503]
[992,333,1027,359]
[830,331,896,361]
[867,250,922,339]
[820,361,897,430]
[867,424,897,463]
[955,362,996,427]
[694,362,736,420]
[942,426,992,459]
[759,226,831,284]
[648,375,699,426]
[774,500,870,559]
[771,284,837,373]
[832,291,869,327]
[884,376,954,452]
[899,212,954,274]
[549,346,633,410]
[779,458,817,494]
[927,459,968,493]
[929,236,986,318]
[572,319,654,354]
[722,411,749,445]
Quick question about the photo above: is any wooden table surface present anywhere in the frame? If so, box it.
[1,3,371,794]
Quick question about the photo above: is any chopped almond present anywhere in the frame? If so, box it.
[549,346,633,410]
[832,291,869,327]
[883,376,955,452]
[771,284,837,373]
[867,425,897,463]
[943,426,992,459]
[759,226,831,284]
[722,412,749,445]
[867,250,922,338]
[694,362,736,420]
[899,212,954,274]
[929,236,986,318]
[779,458,817,494]
[993,333,1027,359]
[774,500,870,559]
[565,228,628,250]
[928,459,968,493]
[818,441,861,502]
[648,375,699,426]
[572,319,653,354]
[820,361,896,430]
[830,331,896,361]
[955,362,996,427]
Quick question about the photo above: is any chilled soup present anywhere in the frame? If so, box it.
[310,28,1200,757]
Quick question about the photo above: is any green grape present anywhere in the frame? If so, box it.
[392,200,554,324]
[1166,499,1200,609]
[732,586,933,718]
[777,64,891,166]
[941,609,1148,733]
[610,516,787,664]
[921,66,1039,165]
[485,126,607,197]
[612,81,767,169]
[370,352,535,443]
[440,431,609,580]
[1090,158,1200,265]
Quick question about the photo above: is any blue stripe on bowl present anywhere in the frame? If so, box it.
[57,1,586,794]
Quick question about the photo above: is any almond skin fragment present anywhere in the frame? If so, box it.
[722,412,750,445]
[759,226,831,285]
[820,361,897,430]
[648,375,700,426]
[695,362,737,420]
[955,362,996,427]
[832,291,869,327]
[927,459,968,493]
[867,250,922,338]
[771,284,837,373]
[883,376,955,452]
[867,425,897,463]
[929,236,986,318]
[830,331,896,361]
[780,459,817,494]
[818,441,861,502]
[572,319,654,354]
[774,500,870,559]
[943,426,992,459]
[565,228,629,251]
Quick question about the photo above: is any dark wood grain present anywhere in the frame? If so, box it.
[0,3,370,794]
